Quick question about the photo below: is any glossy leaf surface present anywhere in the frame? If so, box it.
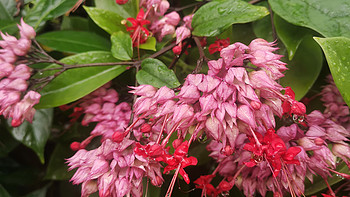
[269,0,350,38]
[84,6,126,34]
[314,37,350,107]
[192,0,269,37]
[111,31,133,60]
[36,51,127,108]
[36,30,111,53]
[136,58,180,88]
[9,108,53,163]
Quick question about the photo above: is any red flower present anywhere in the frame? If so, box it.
[208,38,230,54]
[125,9,150,46]
[243,129,301,177]
[158,141,198,184]
[116,0,128,5]
[194,175,217,196]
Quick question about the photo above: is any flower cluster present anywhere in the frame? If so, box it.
[61,82,131,150]
[0,19,40,127]
[321,75,350,130]
[68,37,350,197]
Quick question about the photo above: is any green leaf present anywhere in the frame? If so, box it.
[314,37,350,107]
[139,37,157,51]
[269,0,350,38]
[24,0,78,29]
[280,36,323,100]
[0,126,19,157]
[9,108,53,163]
[111,31,133,60]
[253,16,274,42]
[192,0,269,37]
[143,178,161,197]
[274,15,313,60]
[0,185,11,197]
[25,184,51,197]
[36,51,127,108]
[0,19,20,35]
[305,162,349,195]
[136,58,180,88]
[45,143,75,180]
[36,30,111,53]
[61,16,90,31]
[94,0,137,18]
[84,6,126,34]
[0,0,16,20]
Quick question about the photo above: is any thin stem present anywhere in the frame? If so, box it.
[168,1,206,13]
[324,178,336,197]
[248,0,262,4]
[165,164,182,197]
[193,36,209,74]
[156,114,169,144]
[268,3,278,41]
[249,126,262,148]
[161,122,181,147]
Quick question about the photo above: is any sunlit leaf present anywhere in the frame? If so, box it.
[84,6,126,34]
[269,0,350,38]
[192,0,269,37]
[36,30,111,53]
[94,0,137,18]
[111,31,133,60]
[136,58,180,88]
[36,51,127,108]
[314,36,350,107]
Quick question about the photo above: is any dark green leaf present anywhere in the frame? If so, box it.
[305,162,349,195]
[61,16,90,31]
[280,36,323,100]
[84,6,126,34]
[45,143,74,180]
[143,178,161,197]
[314,37,350,107]
[36,30,111,53]
[253,16,274,42]
[24,0,78,29]
[274,15,313,60]
[111,31,133,60]
[0,184,11,197]
[139,37,157,51]
[94,0,137,18]
[9,108,53,163]
[0,0,16,20]
[36,51,127,108]
[136,58,180,88]
[269,0,350,38]
[25,184,51,197]
[192,0,269,37]
[0,126,19,157]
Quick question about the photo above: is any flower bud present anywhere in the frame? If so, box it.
[116,0,128,5]
[112,131,126,143]
[18,18,36,39]
[70,141,81,151]
[314,137,324,146]
[140,123,152,133]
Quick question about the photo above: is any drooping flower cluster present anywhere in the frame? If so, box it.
[61,82,131,150]
[67,37,350,197]
[67,138,163,197]
[0,19,41,127]
[321,74,350,130]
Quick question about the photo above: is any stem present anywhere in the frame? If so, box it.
[156,114,169,144]
[165,164,182,197]
[193,36,209,74]
[268,3,278,41]
[248,0,262,4]
[161,122,181,147]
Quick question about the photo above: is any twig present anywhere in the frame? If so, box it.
[193,36,209,74]
[268,4,278,41]
[248,0,262,4]
[168,1,207,13]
